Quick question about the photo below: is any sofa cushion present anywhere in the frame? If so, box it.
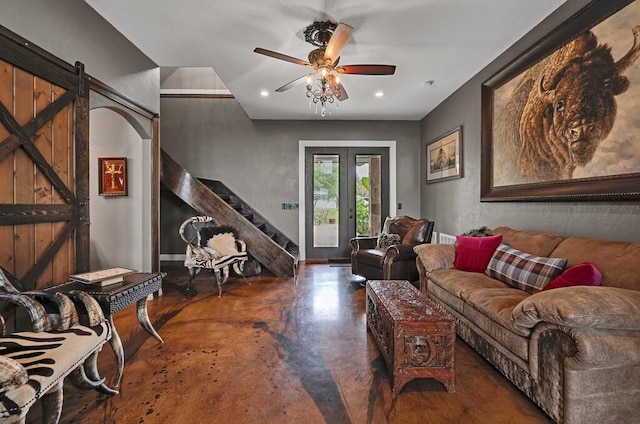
[453,235,503,273]
[493,227,564,257]
[356,249,386,268]
[429,268,510,302]
[464,289,532,360]
[486,244,567,294]
[427,279,466,314]
[551,237,640,291]
[464,303,531,361]
[543,261,602,291]
[512,286,640,330]
[376,233,401,250]
[464,288,532,337]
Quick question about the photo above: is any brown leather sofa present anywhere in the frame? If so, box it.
[350,216,434,282]
[415,227,640,424]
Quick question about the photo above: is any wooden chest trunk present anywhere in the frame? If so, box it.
[366,280,456,393]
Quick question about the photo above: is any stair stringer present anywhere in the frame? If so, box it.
[199,179,299,260]
[160,149,296,277]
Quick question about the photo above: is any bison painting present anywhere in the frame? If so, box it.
[494,25,640,184]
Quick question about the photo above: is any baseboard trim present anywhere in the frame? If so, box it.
[160,254,185,261]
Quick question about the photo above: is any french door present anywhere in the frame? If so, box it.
[305,147,389,260]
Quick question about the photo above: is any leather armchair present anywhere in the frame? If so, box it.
[350,216,434,282]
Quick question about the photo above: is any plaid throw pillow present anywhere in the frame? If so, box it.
[485,244,567,293]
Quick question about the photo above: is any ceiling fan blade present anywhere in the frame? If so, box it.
[335,84,348,101]
[338,64,396,75]
[327,75,349,101]
[254,47,312,67]
[275,74,312,92]
[324,23,354,64]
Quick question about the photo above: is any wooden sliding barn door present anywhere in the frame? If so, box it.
[0,29,89,290]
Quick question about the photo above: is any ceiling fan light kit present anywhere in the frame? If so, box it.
[306,73,342,117]
[254,20,396,117]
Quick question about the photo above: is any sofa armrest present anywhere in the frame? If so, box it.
[350,237,377,253]
[512,286,640,330]
[527,322,640,382]
[381,244,423,281]
[413,244,455,272]
[385,244,421,261]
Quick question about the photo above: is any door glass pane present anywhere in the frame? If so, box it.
[355,155,382,237]
[313,154,339,248]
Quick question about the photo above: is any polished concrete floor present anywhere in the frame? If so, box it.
[41,263,551,424]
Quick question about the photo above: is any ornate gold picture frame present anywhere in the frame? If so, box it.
[98,157,127,196]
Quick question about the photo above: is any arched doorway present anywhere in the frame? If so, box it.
[89,107,153,271]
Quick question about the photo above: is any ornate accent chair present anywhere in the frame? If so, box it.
[350,216,434,283]
[179,216,249,297]
[0,268,116,424]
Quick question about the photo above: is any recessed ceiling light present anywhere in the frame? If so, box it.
[260,90,269,97]
[374,91,384,97]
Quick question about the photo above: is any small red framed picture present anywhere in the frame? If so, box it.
[98,157,128,196]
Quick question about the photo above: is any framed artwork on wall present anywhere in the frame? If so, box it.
[481,0,640,201]
[98,157,128,196]
[426,126,463,183]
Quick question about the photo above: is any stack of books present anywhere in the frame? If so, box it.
[71,267,136,287]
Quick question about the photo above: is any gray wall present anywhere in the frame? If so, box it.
[89,109,149,271]
[160,97,421,254]
[420,0,640,243]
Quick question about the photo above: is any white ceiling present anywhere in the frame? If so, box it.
[84,0,566,120]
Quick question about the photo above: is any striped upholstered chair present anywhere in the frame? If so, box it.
[179,216,248,297]
[0,268,116,424]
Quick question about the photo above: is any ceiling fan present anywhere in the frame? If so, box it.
[254,21,396,115]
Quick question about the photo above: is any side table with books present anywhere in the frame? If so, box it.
[49,270,166,386]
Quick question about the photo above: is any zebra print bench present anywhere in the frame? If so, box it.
[0,269,116,424]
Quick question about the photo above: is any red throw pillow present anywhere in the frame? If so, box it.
[542,261,602,290]
[453,235,503,273]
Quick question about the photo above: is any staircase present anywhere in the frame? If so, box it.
[160,149,298,276]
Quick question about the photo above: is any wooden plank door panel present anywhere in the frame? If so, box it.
[13,68,36,281]
[0,60,14,273]
[51,86,74,287]
[34,76,54,287]
[0,50,87,289]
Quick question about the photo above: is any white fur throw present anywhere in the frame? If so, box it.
[206,233,238,257]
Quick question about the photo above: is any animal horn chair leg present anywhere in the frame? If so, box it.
[84,350,119,395]
[68,363,105,389]
[40,381,64,424]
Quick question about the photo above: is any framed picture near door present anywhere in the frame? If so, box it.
[98,157,128,196]
[426,127,463,183]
